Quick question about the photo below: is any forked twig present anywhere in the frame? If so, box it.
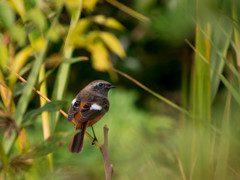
[100,125,114,180]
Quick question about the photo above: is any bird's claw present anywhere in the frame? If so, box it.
[92,137,98,145]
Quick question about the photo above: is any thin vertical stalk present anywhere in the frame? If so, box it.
[51,0,83,133]
[0,137,8,176]
[190,0,212,179]
[4,5,63,154]
[39,66,53,174]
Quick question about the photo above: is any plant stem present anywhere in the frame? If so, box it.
[0,137,9,174]
[51,0,83,133]
[4,5,63,154]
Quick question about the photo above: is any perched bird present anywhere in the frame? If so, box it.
[68,80,116,153]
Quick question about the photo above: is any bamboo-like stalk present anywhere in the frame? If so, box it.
[39,66,53,174]
[4,5,63,154]
[51,0,83,133]
[0,138,8,177]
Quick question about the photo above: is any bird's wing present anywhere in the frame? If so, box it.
[67,98,81,122]
[78,102,103,123]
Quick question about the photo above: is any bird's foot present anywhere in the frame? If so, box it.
[92,137,98,145]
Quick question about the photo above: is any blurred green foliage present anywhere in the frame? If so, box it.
[0,0,240,179]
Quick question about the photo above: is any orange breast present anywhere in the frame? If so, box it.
[88,113,105,127]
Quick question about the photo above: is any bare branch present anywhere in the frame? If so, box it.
[100,125,114,180]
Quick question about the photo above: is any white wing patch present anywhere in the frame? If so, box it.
[71,98,76,105]
[90,103,102,111]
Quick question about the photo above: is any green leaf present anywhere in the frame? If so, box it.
[13,82,26,97]
[218,73,240,105]
[51,1,83,133]
[63,56,88,64]
[10,24,27,46]
[9,46,32,88]
[24,132,71,158]
[210,17,232,101]
[22,100,67,125]
[0,1,15,30]
[12,132,73,163]
[26,8,47,30]
[0,42,9,71]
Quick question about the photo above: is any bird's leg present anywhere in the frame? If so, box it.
[91,126,98,145]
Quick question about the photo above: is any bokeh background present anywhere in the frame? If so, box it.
[0,0,240,179]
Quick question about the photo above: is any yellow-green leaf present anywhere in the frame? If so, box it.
[72,36,88,48]
[31,37,46,51]
[26,8,47,30]
[83,0,98,12]
[47,28,60,42]
[93,15,125,30]
[99,32,126,58]
[0,70,8,106]
[91,41,112,71]
[0,1,15,29]
[64,0,82,8]
[105,17,125,30]
[9,46,33,88]
[0,42,9,71]
[9,0,25,18]
[10,24,26,46]
[73,18,91,35]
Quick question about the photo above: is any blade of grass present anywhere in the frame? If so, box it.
[105,0,150,23]
[16,128,29,153]
[214,85,231,180]
[192,19,240,81]
[39,66,53,174]
[0,137,9,174]
[192,23,211,124]
[51,0,83,133]
[0,70,15,112]
[232,1,240,60]
[190,10,211,178]
[177,155,187,180]
[218,73,240,105]
[113,68,193,118]
[189,157,197,180]
[4,46,47,153]
[210,17,232,101]
[186,40,240,105]
[39,66,51,139]
[4,5,63,154]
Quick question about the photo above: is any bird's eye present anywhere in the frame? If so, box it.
[98,83,103,87]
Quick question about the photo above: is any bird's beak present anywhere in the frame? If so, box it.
[110,85,117,88]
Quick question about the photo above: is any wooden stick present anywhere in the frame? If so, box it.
[100,125,114,180]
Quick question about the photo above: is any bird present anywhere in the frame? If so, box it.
[67,80,116,153]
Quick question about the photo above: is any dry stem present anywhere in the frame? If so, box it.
[100,125,114,180]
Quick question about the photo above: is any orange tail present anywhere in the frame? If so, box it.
[69,124,87,153]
